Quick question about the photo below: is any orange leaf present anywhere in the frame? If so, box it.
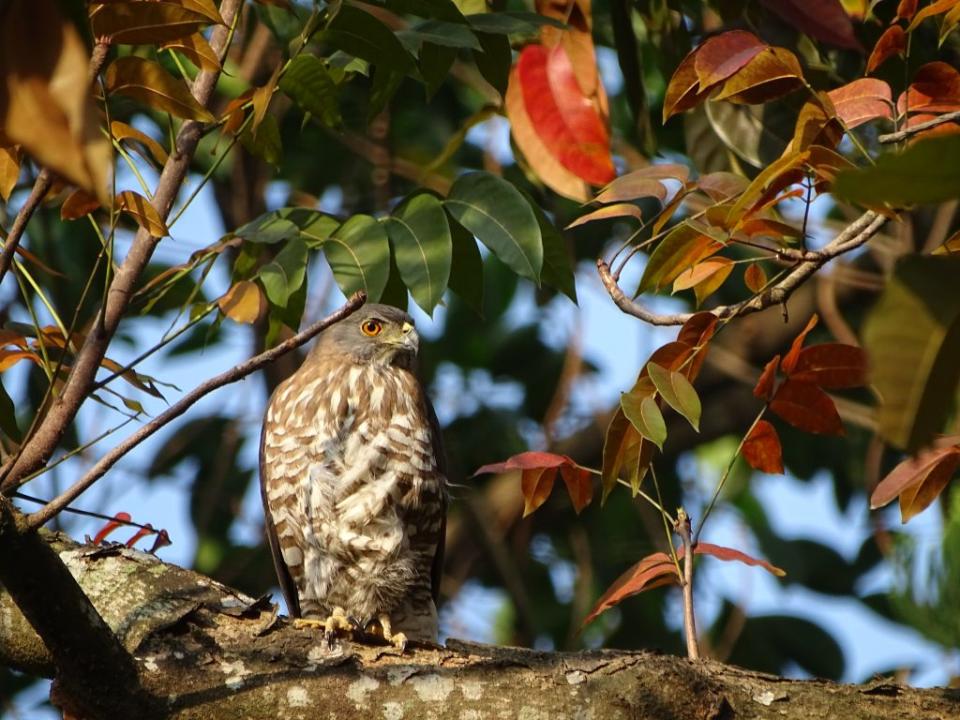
[739,217,804,241]
[105,56,216,122]
[690,258,734,306]
[790,343,868,388]
[0,349,41,372]
[744,263,767,293]
[870,445,960,510]
[662,50,714,122]
[565,203,643,229]
[520,467,558,517]
[92,512,132,545]
[742,420,784,474]
[594,164,687,204]
[125,524,157,549]
[676,312,718,380]
[116,190,168,237]
[827,78,894,127]
[218,280,264,324]
[698,172,749,202]
[754,354,780,401]
[896,0,919,21]
[673,257,733,292]
[905,0,960,32]
[761,0,861,50]
[683,541,786,577]
[769,378,844,435]
[161,32,221,72]
[693,30,766,88]
[713,47,805,105]
[61,189,101,220]
[0,142,22,201]
[601,408,653,501]
[515,44,614,186]
[866,26,906,74]
[781,314,819,374]
[110,120,169,166]
[560,465,593,514]
[897,62,960,114]
[581,552,679,627]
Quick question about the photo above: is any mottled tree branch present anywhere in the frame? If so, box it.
[878,111,960,144]
[597,211,886,326]
[1,530,956,720]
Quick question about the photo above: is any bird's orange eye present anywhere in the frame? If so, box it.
[360,319,383,337]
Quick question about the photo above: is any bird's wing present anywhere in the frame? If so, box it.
[259,417,302,618]
[425,393,447,604]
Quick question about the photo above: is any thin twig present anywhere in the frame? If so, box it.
[26,293,366,529]
[0,0,244,492]
[878,110,960,144]
[675,508,699,661]
[597,211,886,326]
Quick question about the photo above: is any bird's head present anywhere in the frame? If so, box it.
[310,303,419,367]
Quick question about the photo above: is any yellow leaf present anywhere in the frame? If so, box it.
[61,189,102,220]
[89,2,208,45]
[0,0,112,205]
[116,190,169,237]
[252,63,283,132]
[218,280,265,323]
[104,56,215,122]
[161,32,221,72]
[110,120,169,166]
[0,141,21,201]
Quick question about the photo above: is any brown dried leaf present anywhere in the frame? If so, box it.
[713,47,805,105]
[104,56,215,122]
[61,189,102,220]
[110,120,169,167]
[90,2,209,45]
[744,262,767,293]
[827,78,894,128]
[116,190,169,237]
[769,378,844,436]
[742,420,784,474]
[0,142,21,201]
[161,32,221,72]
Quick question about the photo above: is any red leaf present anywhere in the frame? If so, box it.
[685,542,787,577]
[676,312,718,380]
[743,263,767,293]
[761,0,861,50]
[581,552,679,627]
[560,465,593,514]
[870,444,960,511]
[754,354,781,401]
[790,343,868,388]
[693,30,766,88]
[742,420,785,474]
[770,379,844,435]
[698,172,749,201]
[521,467,558,517]
[866,25,906,74]
[149,529,172,554]
[125,524,156,548]
[663,49,713,121]
[474,451,573,476]
[92,512,132,545]
[827,78,894,127]
[897,62,960,114]
[516,44,614,185]
[781,314,819,374]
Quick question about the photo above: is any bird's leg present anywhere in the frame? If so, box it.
[293,606,356,645]
[371,613,408,652]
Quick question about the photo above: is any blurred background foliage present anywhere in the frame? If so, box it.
[2,0,960,715]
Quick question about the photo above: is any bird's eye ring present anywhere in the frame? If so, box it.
[360,319,383,337]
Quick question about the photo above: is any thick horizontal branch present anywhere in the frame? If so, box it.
[26,293,366,528]
[598,211,885,326]
[1,531,956,720]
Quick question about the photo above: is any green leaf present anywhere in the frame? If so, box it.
[278,55,341,128]
[472,31,511,95]
[465,11,565,35]
[325,3,415,69]
[234,208,339,245]
[638,223,721,294]
[382,0,468,22]
[863,254,960,452]
[526,193,577,302]
[0,377,21,442]
[445,171,542,282]
[621,392,667,450]
[379,247,410,311]
[369,66,405,120]
[258,237,308,308]
[323,214,391,301]
[647,362,701,431]
[404,20,481,49]
[240,113,282,167]
[419,41,456,98]
[834,134,960,206]
[447,215,484,314]
[383,192,452,315]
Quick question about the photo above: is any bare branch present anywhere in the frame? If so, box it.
[0,0,244,492]
[0,170,52,288]
[26,293,366,529]
[597,211,886,326]
[675,510,699,661]
[878,110,960,144]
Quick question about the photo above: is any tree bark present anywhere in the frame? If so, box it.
[1,531,956,719]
